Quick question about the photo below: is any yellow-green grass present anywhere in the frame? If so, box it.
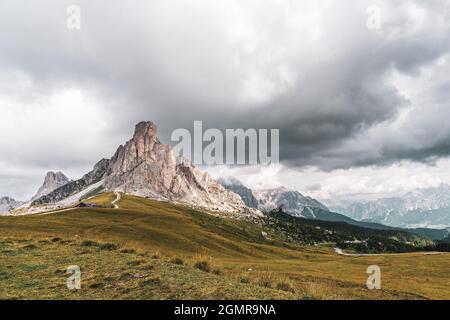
[0,238,293,300]
[84,192,116,208]
[0,193,449,300]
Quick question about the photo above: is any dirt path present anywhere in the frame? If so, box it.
[37,207,76,216]
[38,192,121,216]
[334,247,446,257]
[112,192,121,209]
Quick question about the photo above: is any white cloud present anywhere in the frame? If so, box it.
[208,159,450,204]
[1,0,450,202]
[0,85,126,199]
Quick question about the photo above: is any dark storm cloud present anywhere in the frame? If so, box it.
[1,0,450,198]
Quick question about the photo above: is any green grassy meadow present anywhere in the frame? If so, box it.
[0,193,449,300]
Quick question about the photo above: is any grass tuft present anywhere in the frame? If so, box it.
[140,277,161,287]
[99,243,118,251]
[239,277,251,284]
[127,259,145,266]
[80,240,98,247]
[89,282,104,289]
[170,257,184,265]
[119,272,133,281]
[212,268,223,276]
[194,261,211,273]
[276,281,295,293]
[258,278,272,288]
[21,244,37,250]
[120,248,136,254]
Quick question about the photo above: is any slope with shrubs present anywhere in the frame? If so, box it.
[266,210,435,253]
[0,238,294,300]
[0,193,449,300]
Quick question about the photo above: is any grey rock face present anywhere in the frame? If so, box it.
[219,179,367,224]
[253,187,329,217]
[32,171,70,201]
[32,159,110,206]
[334,184,450,228]
[31,121,256,216]
[219,178,259,209]
[0,197,23,212]
[103,121,249,213]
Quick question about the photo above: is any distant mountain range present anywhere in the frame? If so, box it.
[31,171,69,201]
[218,178,259,209]
[0,171,70,214]
[253,187,329,216]
[0,197,23,213]
[331,184,450,229]
[220,179,449,240]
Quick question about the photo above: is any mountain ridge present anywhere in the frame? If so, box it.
[32,171,70,201]
[333,184,450,229]
[9,121,450,241]
[31,121,255,217]
[220,179,449,240]
[1,171,70,213]
[0,197,23,213]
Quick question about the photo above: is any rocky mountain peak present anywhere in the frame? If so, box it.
[334,183,450,228]
[29,121,259,217]
[131,121,161,160]
[0,196,23,213]
[219,178,259,209]
[102,121,253,215]
[32,171,69,201]
[134,121,158,139]
[253,187,329,217]
[45,171,68,183]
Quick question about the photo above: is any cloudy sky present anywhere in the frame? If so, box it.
[1,0,450,202]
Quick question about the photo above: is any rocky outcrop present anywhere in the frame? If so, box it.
[32,171,69,201]
[253,187,329,217]
[32,159,110,206]
[334,184,450,228]
[0,197,23,213]
[219,178,259,209]
[32,121,254,216]
[103,121,250,213]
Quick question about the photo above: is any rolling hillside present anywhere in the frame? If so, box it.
[1,193,449,300]
[296,207,449,241]
[266,209,434,253]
